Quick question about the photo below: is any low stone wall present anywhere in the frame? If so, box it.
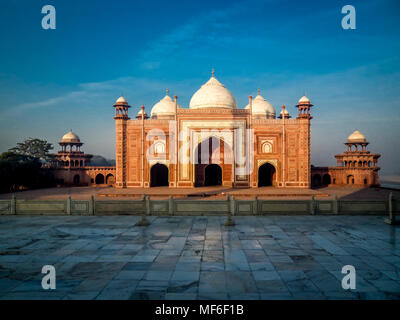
[0,194,398,216]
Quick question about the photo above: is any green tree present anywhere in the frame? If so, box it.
[0,139,56,193]
[9,138,53,162]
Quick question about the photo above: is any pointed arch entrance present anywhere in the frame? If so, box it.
[312,174,322,187]
[150,163,169,187]
[258,163,276,187]
[73,174,80,185]
[347,175,355,185]
[95,173,104,184]
[194,136,232,187]
[322,174,331,185]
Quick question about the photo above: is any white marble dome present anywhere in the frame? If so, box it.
[347,130,366,143]
[61,131,80,143]
[245,92,275,117]
[189,75,237,109]
[151,93,177,118]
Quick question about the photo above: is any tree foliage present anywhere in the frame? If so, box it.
[9,138,53,162]
[0,139,56,193]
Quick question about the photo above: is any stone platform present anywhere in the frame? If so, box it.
[0,215,399,300]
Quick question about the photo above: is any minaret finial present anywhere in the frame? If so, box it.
[211,68,215,77]
[166,88,169,96]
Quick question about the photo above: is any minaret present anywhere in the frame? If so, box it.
[114,96,130,188]
[248,95,253,188]
[296,95,314,188]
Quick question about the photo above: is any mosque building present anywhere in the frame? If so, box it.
[50,71,381,188]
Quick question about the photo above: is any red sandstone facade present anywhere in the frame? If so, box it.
[50,74,381,189]
[113,75,314,189]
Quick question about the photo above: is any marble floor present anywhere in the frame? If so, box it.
[0,215,399,300]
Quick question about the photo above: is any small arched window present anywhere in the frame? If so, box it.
[154,141,165,154]
[262,142,272,153]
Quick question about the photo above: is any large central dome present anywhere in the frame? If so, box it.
[189,73,237,109]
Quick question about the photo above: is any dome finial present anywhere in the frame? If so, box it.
[166,88,169,96]
[258,88,260,96]
[211,68,215,78]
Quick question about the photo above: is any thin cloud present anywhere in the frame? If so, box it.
[136,2,248,70]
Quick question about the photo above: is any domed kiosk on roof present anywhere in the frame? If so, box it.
[298,95,310,104]
[296,94,314,119]
[61,131,81,144]
[51,131,95,186]
[344,130,369,152]
[151,89,178,119]
[347,130,367,143]
[115,96,128,105]
[59,130,83,151]
[113,96,131,120]
[189,71,237,110]
[278,105,291,119]
[245,89,276,119]
[136,108,149,119]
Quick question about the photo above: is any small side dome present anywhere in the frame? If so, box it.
[245,90,275,118]
[136,108,149,119]
[115,96,128,105]
[151,90,177,118]
[347,130,366,143]
[62,131,80,143]
[279,105,290,118]
[189,72,237,109]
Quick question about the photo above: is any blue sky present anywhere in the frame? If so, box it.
[0,0,399,176]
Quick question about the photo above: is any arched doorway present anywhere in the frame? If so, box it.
[150,163,169,187]
[322,174,331,185]
[258,163,276,187]
[194,136,232,187]
[95,174,104,184]
[347,175,354,185]
[204,164,222,186]
[312,174,322,187]
[73,174,80,185]
[106,174,115,185]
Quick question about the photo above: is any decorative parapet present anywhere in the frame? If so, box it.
[1,195,398,216]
